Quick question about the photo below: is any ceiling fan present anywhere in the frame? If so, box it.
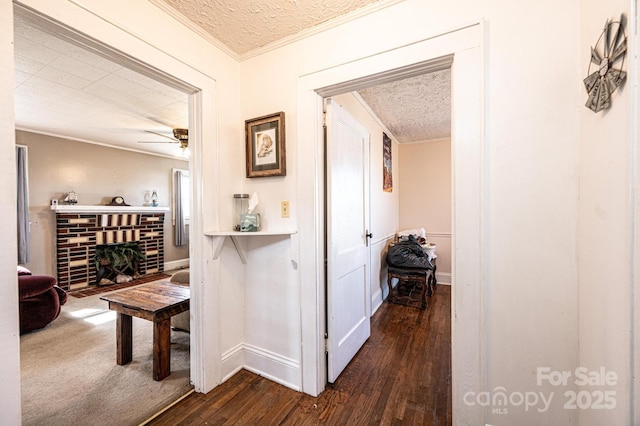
[138,128,188,149]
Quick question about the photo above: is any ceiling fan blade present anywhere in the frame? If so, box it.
[144,130,178,142]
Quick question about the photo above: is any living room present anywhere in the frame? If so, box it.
[16,131,190,280]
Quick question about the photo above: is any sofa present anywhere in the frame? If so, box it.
[18,266,67,334]
[170,270,190,332]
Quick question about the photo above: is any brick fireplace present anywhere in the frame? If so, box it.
[53,206,167,290]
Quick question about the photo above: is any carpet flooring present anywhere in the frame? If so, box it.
[20,281,192,425]
[69,273,172,298]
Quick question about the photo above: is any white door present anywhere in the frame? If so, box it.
[326,99,371,383]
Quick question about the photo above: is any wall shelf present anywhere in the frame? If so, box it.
[205,230,297,265]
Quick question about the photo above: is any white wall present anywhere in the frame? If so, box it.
[0,2,23,424]
[579,1,634,424]
[241,0,581,423]
[399,138,452,283]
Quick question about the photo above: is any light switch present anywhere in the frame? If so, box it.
[281,201,290,218]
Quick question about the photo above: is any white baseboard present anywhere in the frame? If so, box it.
[371,287,384,315]
[164,258,189,271]
[220,343,301,392]
[436,271,451,285]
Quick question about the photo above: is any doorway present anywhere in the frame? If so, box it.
[12,3,216,422]
[324,70,452,385]
[297,21,485,423]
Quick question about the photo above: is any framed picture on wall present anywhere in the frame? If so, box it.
[245,112,286,177]
[383,132,393,192]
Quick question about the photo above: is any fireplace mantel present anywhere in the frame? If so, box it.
[51,204,170,214]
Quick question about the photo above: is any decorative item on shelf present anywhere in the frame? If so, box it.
[240,192,260,232]
[144,190,151,206]
[151,190,158,207]
[245,112,286,177]
[63,191,78,205]
[107,196,129,206]
[233,193,249,231]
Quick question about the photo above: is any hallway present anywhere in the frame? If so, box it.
[148,286,452,425]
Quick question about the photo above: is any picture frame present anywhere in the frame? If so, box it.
[245,112,286,177]
[383,132,393,192]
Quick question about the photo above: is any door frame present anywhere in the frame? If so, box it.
[12,2,222,394]
[296,21,486,423]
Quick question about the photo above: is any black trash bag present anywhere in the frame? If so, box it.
[386,235,433,270]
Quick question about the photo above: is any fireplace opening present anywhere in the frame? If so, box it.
[94,242,146,286]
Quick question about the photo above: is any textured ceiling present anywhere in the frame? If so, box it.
[13,1,450,157]
[13,13,190,158]
[357,69,451,142]
[158,0,383,56]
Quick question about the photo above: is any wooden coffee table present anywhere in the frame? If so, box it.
[101,281,190,381]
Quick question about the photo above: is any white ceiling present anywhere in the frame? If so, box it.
[12,1,450,157]
[13,12,190,158]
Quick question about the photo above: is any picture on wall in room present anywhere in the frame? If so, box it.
[245,112,286,177]
[383,132,393,192]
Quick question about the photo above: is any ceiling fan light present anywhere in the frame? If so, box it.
[173,128,189,140]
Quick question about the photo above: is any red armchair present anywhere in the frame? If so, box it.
[18,267,67,334]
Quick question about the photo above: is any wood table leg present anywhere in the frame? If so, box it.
[116,313,133,365]
[153,317,171,381]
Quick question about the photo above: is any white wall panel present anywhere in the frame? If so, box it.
[0,2,22,425]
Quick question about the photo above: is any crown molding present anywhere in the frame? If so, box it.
[149,0,405,62]
[351,92,400,144]
[148,0,241,61]
[16,127,189,161]
[239,0,406,60]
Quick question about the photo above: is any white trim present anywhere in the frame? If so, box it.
[220,343,302,391]
[426,232,452,238]
[632,1,639,422]
[164,258,189,272]
[15,127,189,161]
[402,136,452,145]
[243,344,302,391]
[297,22,486,424]
[14,2,222,395]
[241,0,405,60]
[315,54,454,96]
[149,0,405,61]
[50,205,169,213]
[148,0,241,61]
[351,92,401,143]
[436,272,452,285]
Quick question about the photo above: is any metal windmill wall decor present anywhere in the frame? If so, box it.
[584,14,627,113]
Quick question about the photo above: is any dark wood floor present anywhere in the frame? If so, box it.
[148,285,451,425]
